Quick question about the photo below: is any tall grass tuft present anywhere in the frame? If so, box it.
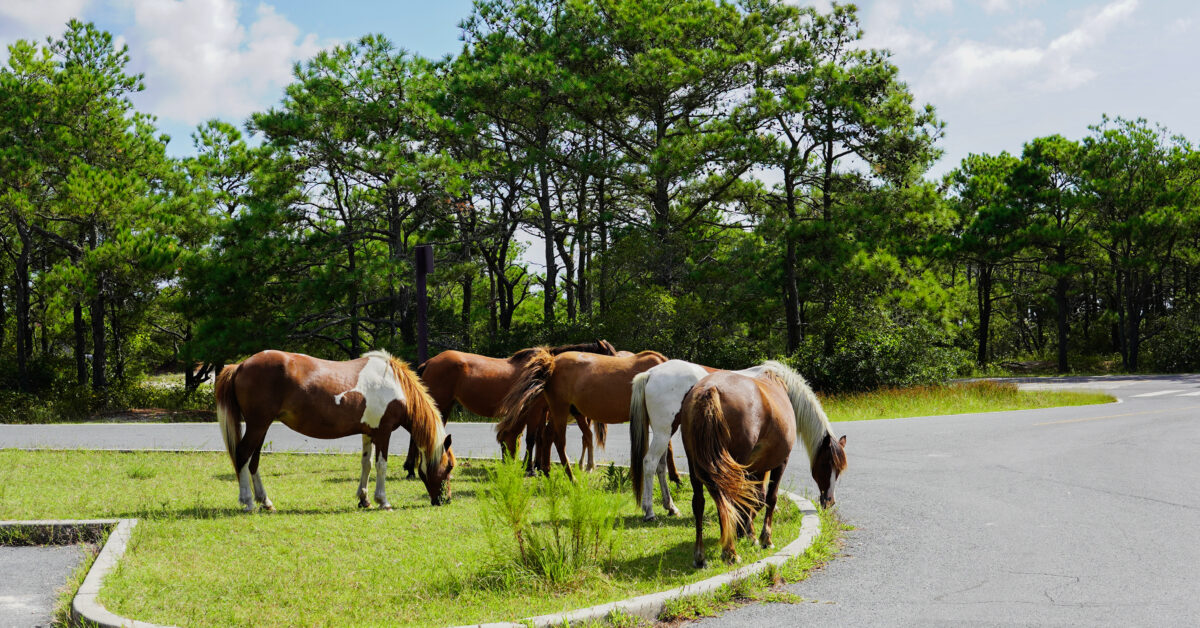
[481,457,625,587]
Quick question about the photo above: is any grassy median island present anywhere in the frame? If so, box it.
[0,450,806,627]
[823,380,1115,421]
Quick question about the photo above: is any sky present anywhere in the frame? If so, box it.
[2,0,1198,179]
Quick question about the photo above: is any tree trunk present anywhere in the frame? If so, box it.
[597,175,609,315]
[1054,262,1069,373]
[783,167,800,354]
[74,302,87,385]
[14,240,31,391]
[977,265,993,366]
[538,160,557,329]
[91,290,107,392]
[348,241,360,357]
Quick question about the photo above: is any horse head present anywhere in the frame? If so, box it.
[418,434,455,506]
[812,433,848,508]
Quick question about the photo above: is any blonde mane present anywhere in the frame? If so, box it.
[362,350,447,464]
[757,361,838,467]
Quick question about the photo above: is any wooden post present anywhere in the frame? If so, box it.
[415,245,434,364]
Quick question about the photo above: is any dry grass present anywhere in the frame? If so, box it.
[822,380,1114,421]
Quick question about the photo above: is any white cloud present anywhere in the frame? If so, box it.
[979,0,1043,14]
[0,0,91,36]
[122,0,325,125]
[998,19,1045,45]
[915,0,954,15]
[1169,17,1193,34]
[861,0,938,56]
[921,0,1138,98]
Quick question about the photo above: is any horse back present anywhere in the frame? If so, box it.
[420,350,521,417]
[550,351,667,422]
[235,350,383,439]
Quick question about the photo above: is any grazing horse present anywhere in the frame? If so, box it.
[631,360,848,520]
[500,348,668,480]
[679,370,798,567]
[215,349,455,511]
[409,340,618,476]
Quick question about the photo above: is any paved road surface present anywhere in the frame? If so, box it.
[0,545,83,628]
[2,375,1198,626]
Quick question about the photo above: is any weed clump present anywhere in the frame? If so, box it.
[480,457,625,588]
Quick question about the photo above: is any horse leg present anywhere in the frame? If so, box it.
[402,439,419,480]
[576,415,592,472]
[666,441,682,485]
[553,419,575,482]
[234,422,270,512]
[655,446,680,517]
[641,431,673,520]
[760,464,785,549]
[357,434,373,508]
[249,446,274,512]
[372,431,393,510]
[690,472,707,569]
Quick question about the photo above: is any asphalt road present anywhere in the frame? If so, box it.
[3,375,1199,626]
[0,545,83,628]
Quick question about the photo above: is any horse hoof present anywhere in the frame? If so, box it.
[241,505,254,513]
[380,505,394,511]
[761,541,774,549]
[261,504,276,513]
[642,514,657,522]
[666,507,680,517]
[357,499,370,509]
[722,551,740,565]
[694,559,707,569]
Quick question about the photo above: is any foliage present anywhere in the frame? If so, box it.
[480,456,624,587]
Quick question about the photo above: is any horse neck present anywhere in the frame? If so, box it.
[758,363,832,464]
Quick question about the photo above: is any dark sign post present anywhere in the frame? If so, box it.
[415,245,434,364]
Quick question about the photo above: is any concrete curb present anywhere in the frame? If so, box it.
[456,490,821,628]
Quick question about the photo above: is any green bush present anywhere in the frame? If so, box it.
[480,457,624,587]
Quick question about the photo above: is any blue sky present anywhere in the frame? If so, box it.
[2,0,1198,179]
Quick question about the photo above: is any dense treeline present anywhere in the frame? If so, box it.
[2,1,1199,408]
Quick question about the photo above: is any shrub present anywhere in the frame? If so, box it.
[480,457,625,587]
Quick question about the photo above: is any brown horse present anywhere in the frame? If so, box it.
[500,348,668,480]
[409,340,618,476]
[215,349,454,511]
[680,367,810,567]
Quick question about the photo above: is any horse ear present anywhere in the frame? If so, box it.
[838,434,847,448]
[443,434,453,450]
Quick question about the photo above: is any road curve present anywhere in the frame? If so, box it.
[2,375,1198,626]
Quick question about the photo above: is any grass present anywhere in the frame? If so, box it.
[0,449,808,627]
[821,380,1114,422]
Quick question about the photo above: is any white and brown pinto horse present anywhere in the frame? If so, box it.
[215,349,455,511]
[679,369,800,567]
[631,360,847,520]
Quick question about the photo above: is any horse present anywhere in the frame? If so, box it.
[410,340,617,476]
[500,348,668,480]
[215,349,455,511]
[679,369,799,567]
[631,359,848,520]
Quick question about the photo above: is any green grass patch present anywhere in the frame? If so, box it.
[0,450,806,627]
[822,380,1114,422]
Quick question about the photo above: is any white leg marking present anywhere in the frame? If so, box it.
[657,451,679,516]
[252,471,273,511]
[374,451,391,509]
[237,464,254,512]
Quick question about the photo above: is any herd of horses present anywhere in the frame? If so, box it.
[213,340,848,567]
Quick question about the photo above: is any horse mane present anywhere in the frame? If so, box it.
[635,350,668,361]
[496,347,556,444]
[757,360,842,471]
[364,350,449,465]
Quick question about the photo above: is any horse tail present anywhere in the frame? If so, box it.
[629,371,651,503]
[416,361,427,377]
[687,387,757,550]
[496,347,555,446]
[595,421,607,450]
[215,364,242,473]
